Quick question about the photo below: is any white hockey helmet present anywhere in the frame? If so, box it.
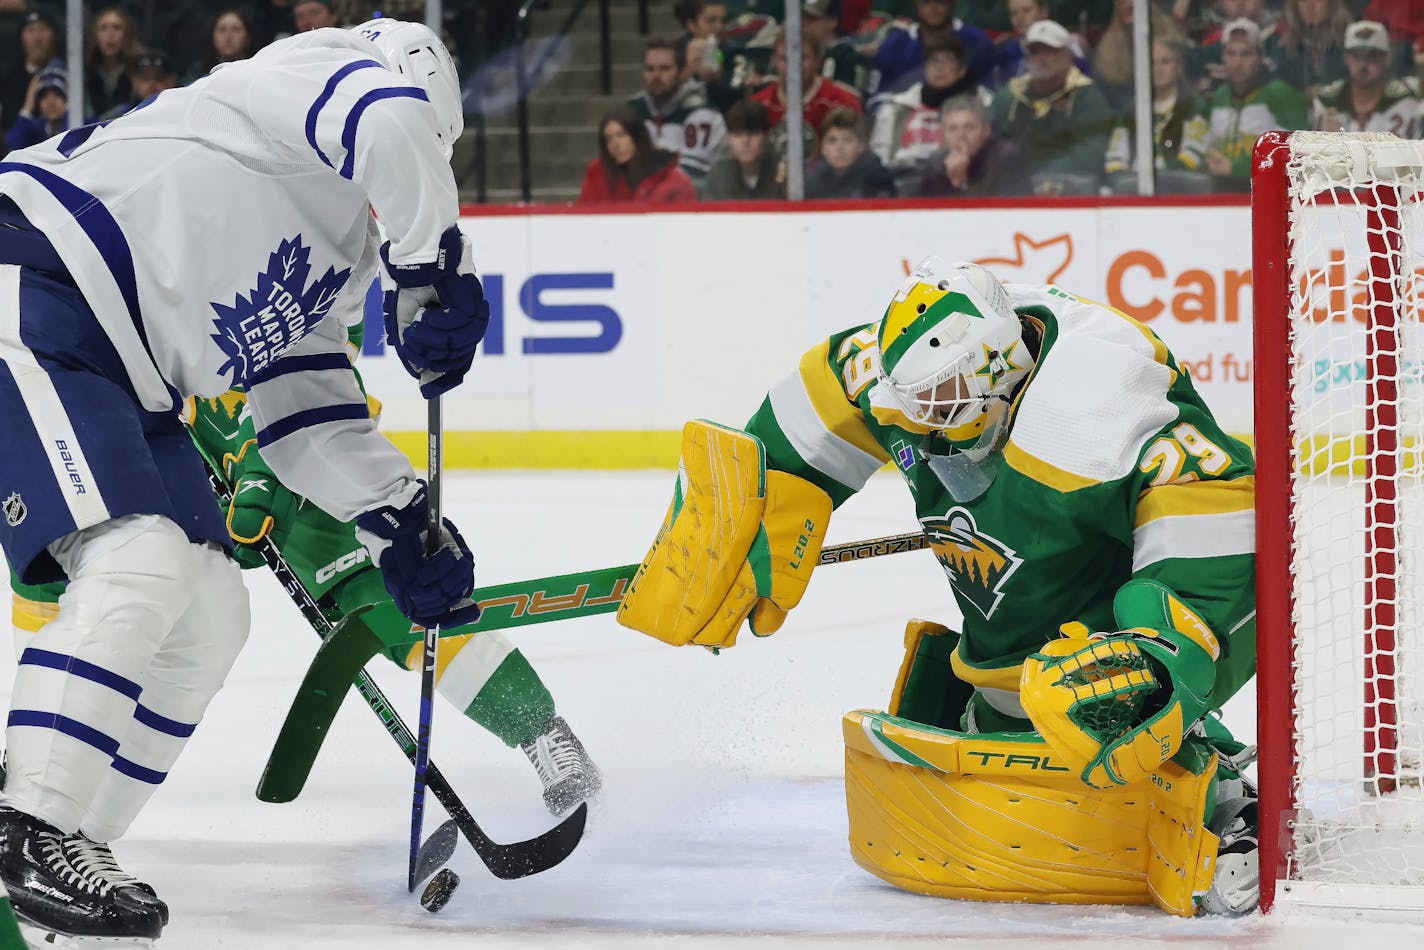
[352,18,463,158]
[876,258,1032,447]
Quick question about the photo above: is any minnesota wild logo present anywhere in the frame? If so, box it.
[922,507,1022,620]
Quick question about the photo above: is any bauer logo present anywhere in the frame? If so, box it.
[922,507,1022,621]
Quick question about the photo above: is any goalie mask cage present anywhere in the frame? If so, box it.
[1254,130,1424,914]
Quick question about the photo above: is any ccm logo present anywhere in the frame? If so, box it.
[55,439,86,495]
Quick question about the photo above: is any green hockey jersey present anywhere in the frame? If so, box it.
[744,284,1256,706]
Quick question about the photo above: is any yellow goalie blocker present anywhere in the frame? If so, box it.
[843,622,1221,917]
[617,421,832,649]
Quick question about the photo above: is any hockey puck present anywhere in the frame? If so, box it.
[420,868,460,913]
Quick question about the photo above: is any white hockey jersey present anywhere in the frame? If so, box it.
[0,28,460,521]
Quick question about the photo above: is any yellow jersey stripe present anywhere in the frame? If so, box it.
[1002,440,1099,493]
[1136,476,1255,528]
[951,643,1024,692]
[797,342,891,463]
[769,370,886,491]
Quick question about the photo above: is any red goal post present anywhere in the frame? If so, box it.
[1253,130,1424,914]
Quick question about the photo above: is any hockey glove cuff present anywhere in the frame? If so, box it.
[222,438,299,570]
[1020,579,1220,789]
[354,480,482,629]
[381,226,490,398]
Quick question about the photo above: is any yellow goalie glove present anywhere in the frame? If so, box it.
[1020,578,1221,789]
[616,420,832,649]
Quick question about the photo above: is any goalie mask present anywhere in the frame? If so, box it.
[876,259,1034,500]
[352,19,464,159]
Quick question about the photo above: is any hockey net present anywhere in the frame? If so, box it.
[1254,130,1424,912]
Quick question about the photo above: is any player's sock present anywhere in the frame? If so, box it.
[519,715,602,818]
[0,806,164,945]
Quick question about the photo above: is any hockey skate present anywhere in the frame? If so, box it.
[1201,742,1260,916]
[0,807,164,948]
[520,716,602,817]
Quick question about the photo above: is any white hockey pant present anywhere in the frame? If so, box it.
[2,513,249,841]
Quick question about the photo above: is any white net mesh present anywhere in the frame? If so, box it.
[1283,132,1424,901]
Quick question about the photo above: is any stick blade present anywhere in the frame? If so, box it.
[412,819,459,889]
[482,801,588,881]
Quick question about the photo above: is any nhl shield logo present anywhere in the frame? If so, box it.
[3,491,25,527]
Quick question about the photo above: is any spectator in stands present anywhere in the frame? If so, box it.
[249,0,297,49]
[576,105,698,205]
[805,107,895,199]
[1199,0,1281,92]
[1361,1,1424,49]
[676,0,727,85]
[1104,37,1209,192]
[294,0,338,32]
[84,7,138,119]
[185,9,255,84]
[1274,0,1354,92]
[870,36,989,194]
[869,0,993,99]
[4,63,72,152]
[1,9,57,132]
[119,1,208,78]
[992,0,1091,90]
[1180,18,1308,193]
[916,94,1022,197]
[989,19,1114,195]
[804,0,872,97]
[100,48,176,119]
[628,39,727,192]
[702,98,784,200]
[753,29,863,151]
[1312,20,1419,137]
[675,0,739,110]
[751,25,860,161]
[1093,0,1188,109]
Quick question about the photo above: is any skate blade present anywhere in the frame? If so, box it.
[17,919,155,950]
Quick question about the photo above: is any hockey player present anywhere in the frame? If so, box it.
[617,259,1258,916]
[0,18,486,947]
[8,336,602,821]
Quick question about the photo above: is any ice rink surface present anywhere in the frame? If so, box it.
[3,471,1419,949]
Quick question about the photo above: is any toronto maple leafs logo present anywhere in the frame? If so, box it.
[209,235,350,385]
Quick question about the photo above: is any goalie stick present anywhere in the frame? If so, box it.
[198,456,587,882]
[261,528,932,802]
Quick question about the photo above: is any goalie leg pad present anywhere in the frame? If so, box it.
[617,421,831,648]
[842,709,1219,916]
[887,620,974,729]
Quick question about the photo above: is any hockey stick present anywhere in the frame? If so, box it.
[406,397,442,892]
[198,456,587,881]
[261,528,932,803]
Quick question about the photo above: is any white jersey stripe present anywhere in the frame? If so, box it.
[1132,509,1255,572]
[0,265,111,528]
[769,372,884,491]
[436,629,516,712]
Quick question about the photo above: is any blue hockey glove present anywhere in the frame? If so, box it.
[353,481,482,629]
[380,225,490,398]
